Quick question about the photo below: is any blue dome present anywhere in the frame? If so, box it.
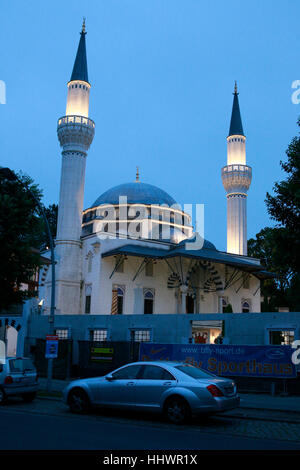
[176,236,217,251]
[91,182,177,207]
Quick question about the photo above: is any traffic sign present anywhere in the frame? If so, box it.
[45,335,59,359]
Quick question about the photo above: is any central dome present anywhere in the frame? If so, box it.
[92,182,177,207]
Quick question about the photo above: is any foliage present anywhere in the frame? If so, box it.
[248,117,300,311]
[223,303,233,313]
[34,203,58,250]
[248,227,290,310]
[265,117,300,273]
[0,169,57,310]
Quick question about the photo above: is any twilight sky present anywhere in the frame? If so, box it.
[0,0,299,251]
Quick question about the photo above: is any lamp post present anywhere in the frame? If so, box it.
[0,167,56,391]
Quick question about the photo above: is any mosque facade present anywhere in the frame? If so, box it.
[39,23,270,343]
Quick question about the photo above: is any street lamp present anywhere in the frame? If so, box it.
[0,167,56,390]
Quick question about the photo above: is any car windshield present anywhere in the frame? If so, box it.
[175,364,216,379]
[9,358,35,372]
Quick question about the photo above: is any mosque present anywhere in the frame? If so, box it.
[39,22,270,344]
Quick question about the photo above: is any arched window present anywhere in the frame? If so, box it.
[85,284,92,314]
[87,254,92,273]
[144,289,154,314]
[117,287,124,314]
[242,300,250,313]
[186,293,194,314]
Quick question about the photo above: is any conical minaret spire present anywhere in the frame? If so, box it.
[228,81,244,137]
[70,19,89,83]
[221,83,252,255]
[55,22,95,315]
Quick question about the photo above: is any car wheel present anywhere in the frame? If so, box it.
[164,396,190,425]
[0,388,7,405]
[22,392,37,403]
[68,388,90,414]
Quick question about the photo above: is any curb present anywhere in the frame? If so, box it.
[223,412,300,425]
[239,405,300,415]
[223,406,300,424]
[37,393,300,415]
[37,395,62,401]
[36,395,300,424]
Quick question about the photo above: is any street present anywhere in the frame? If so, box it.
[0,398,300,450]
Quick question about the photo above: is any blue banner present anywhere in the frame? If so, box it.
[139,343,297,378]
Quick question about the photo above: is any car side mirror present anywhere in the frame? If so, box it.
[105,374,115,381]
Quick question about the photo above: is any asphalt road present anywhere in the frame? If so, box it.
[0,400,300,450]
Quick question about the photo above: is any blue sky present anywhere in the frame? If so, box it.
[0,0,299,250]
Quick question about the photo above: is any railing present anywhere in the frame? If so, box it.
[222,164,252,174]
[57,115,95,128]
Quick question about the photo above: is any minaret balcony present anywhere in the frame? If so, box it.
[57,115,95,129]
[57,115,95,151]
[221,164,252,194]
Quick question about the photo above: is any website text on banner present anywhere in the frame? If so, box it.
[139,344,297,378]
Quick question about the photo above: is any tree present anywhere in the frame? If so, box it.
[34,203,58,250]
[248,227,291,311]
[266,117,300,272]
[223,303,233,313]
[0,169,56,310]
[248,117,300,311]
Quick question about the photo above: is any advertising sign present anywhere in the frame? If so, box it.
[139,343,297,378]
[45,335,59,359]
[90,347,114,363]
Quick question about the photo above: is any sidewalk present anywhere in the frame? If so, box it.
[38,378,300,414]
[239,393,300,413]
[38,378,69,394]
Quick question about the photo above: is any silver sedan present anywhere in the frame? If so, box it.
[63,361,240,424]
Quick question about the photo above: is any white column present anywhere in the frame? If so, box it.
[66,81,90,118]
[227,136,246,165]
[218,296,223,314]
[227,193,248,256]
[56,151,86,242]
[180,285,188,314]
[55,117,95,314]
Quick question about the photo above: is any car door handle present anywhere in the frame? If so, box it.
[163,381,172,386]
[126,381,135,386]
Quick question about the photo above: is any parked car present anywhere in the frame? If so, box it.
[0,357,38,404]
[63,361,240,424]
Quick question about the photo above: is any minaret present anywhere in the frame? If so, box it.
[221,83,252,255]
[55,20,95,314]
